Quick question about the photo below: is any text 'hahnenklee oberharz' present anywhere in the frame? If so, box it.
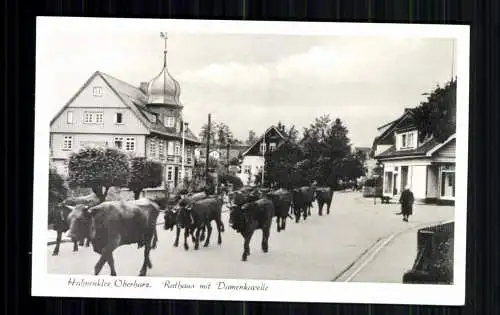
[67,277,269,291]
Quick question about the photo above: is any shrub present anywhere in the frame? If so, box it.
[128,157,163,199]
[68,147,130,201]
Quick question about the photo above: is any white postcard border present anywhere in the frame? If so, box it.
[32,17,470,305]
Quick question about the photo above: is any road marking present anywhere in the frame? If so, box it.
[344,233,396,282]
[337,219,450,282]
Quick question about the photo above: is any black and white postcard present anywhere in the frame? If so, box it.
[32,17,470,305]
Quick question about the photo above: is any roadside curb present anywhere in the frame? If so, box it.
[331,219,449,282]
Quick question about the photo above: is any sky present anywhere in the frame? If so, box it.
[36,29,456,147]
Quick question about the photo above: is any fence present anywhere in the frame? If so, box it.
[402,221,454,284]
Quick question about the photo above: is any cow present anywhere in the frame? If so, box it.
[291,186,315,223]
[229,197,275,261]
[315,187,334,216]
[164,191,209,246]
[266,189,293,232]
[48,194,100,256]
[176,195,225,250]
[85,197,165,277]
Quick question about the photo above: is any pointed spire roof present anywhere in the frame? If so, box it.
[146,32,182,106]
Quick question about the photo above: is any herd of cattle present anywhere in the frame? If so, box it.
[48,184,334,277]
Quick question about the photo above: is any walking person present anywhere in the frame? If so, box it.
[399,185,415,222]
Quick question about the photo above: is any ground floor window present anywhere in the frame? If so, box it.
[440,165,455,198]
[167,166,174,182]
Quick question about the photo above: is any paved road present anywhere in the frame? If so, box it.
[46,192,454,281]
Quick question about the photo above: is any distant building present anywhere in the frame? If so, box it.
[352,146,376,177]
[195,144,247,164]
[237,126,287,186]
[49,35,201,190]
[373,109,456,204]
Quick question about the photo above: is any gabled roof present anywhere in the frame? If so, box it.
[375,109,418,144]
[50,71,201,145]
[241,126,287,156]
[375,133,456,160]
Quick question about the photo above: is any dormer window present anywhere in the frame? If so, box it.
[164,115,175,128]
[398,130,417,150]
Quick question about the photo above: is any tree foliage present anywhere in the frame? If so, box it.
[276,121,299,143]
[128,157,163,199]
[48,167,68,209]
[261,117,365,189]
[413,79,457,143]
[68,147,130,201]
[199,120,241,146]
[246,130,257,145]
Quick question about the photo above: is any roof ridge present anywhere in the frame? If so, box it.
[98,71,145,94]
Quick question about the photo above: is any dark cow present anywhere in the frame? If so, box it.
[266,189,293,232]
[291,186,314,223]
[176,196,225,250]
[164,191,209,246]
[316,187,334,216]
[229,198,275,261]
[86,197,164,276]
[49,194,100,256]
[230,188,260,206]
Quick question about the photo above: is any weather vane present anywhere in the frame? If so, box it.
[160,32,168,66]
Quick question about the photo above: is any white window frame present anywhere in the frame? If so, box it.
[167,166,174,182]
[149,138,156,158]
[63,136,73,150]
[243,165,251,174]
[174,142,180,156]
[398,131,417,150]
[158,140,165,160]
[269,142,277,151]
[115,112,123,124]
[125,137,136,152]
[66,111,73,124]
[164,115,175,128]
[114,137,124,149]
[84,111,104,124]
[93,86,103,97]
[260,142,267,154]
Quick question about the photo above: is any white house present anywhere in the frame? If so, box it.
[237,126,287,186]
[374,109,456,205]
[49,37,201,190]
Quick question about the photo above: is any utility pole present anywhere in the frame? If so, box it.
[226,143,230,171]
[205,113,211,184]
[181,121,187,185]
[261,133,265,186]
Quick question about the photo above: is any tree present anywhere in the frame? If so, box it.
[48,167,68,211]
[246,130,257,145]
[263,140,305,188]
[199,122,217,146]
[413,79,457,143]
[276,121,299,143]
[128,157,163,199]
[68,147,130,202]
[216,122,234,146]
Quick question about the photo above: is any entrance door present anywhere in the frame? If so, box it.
[401,166,409,192]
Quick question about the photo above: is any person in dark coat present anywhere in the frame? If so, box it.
[399,185,414,222]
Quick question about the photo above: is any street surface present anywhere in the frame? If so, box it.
[46,191,454,282]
